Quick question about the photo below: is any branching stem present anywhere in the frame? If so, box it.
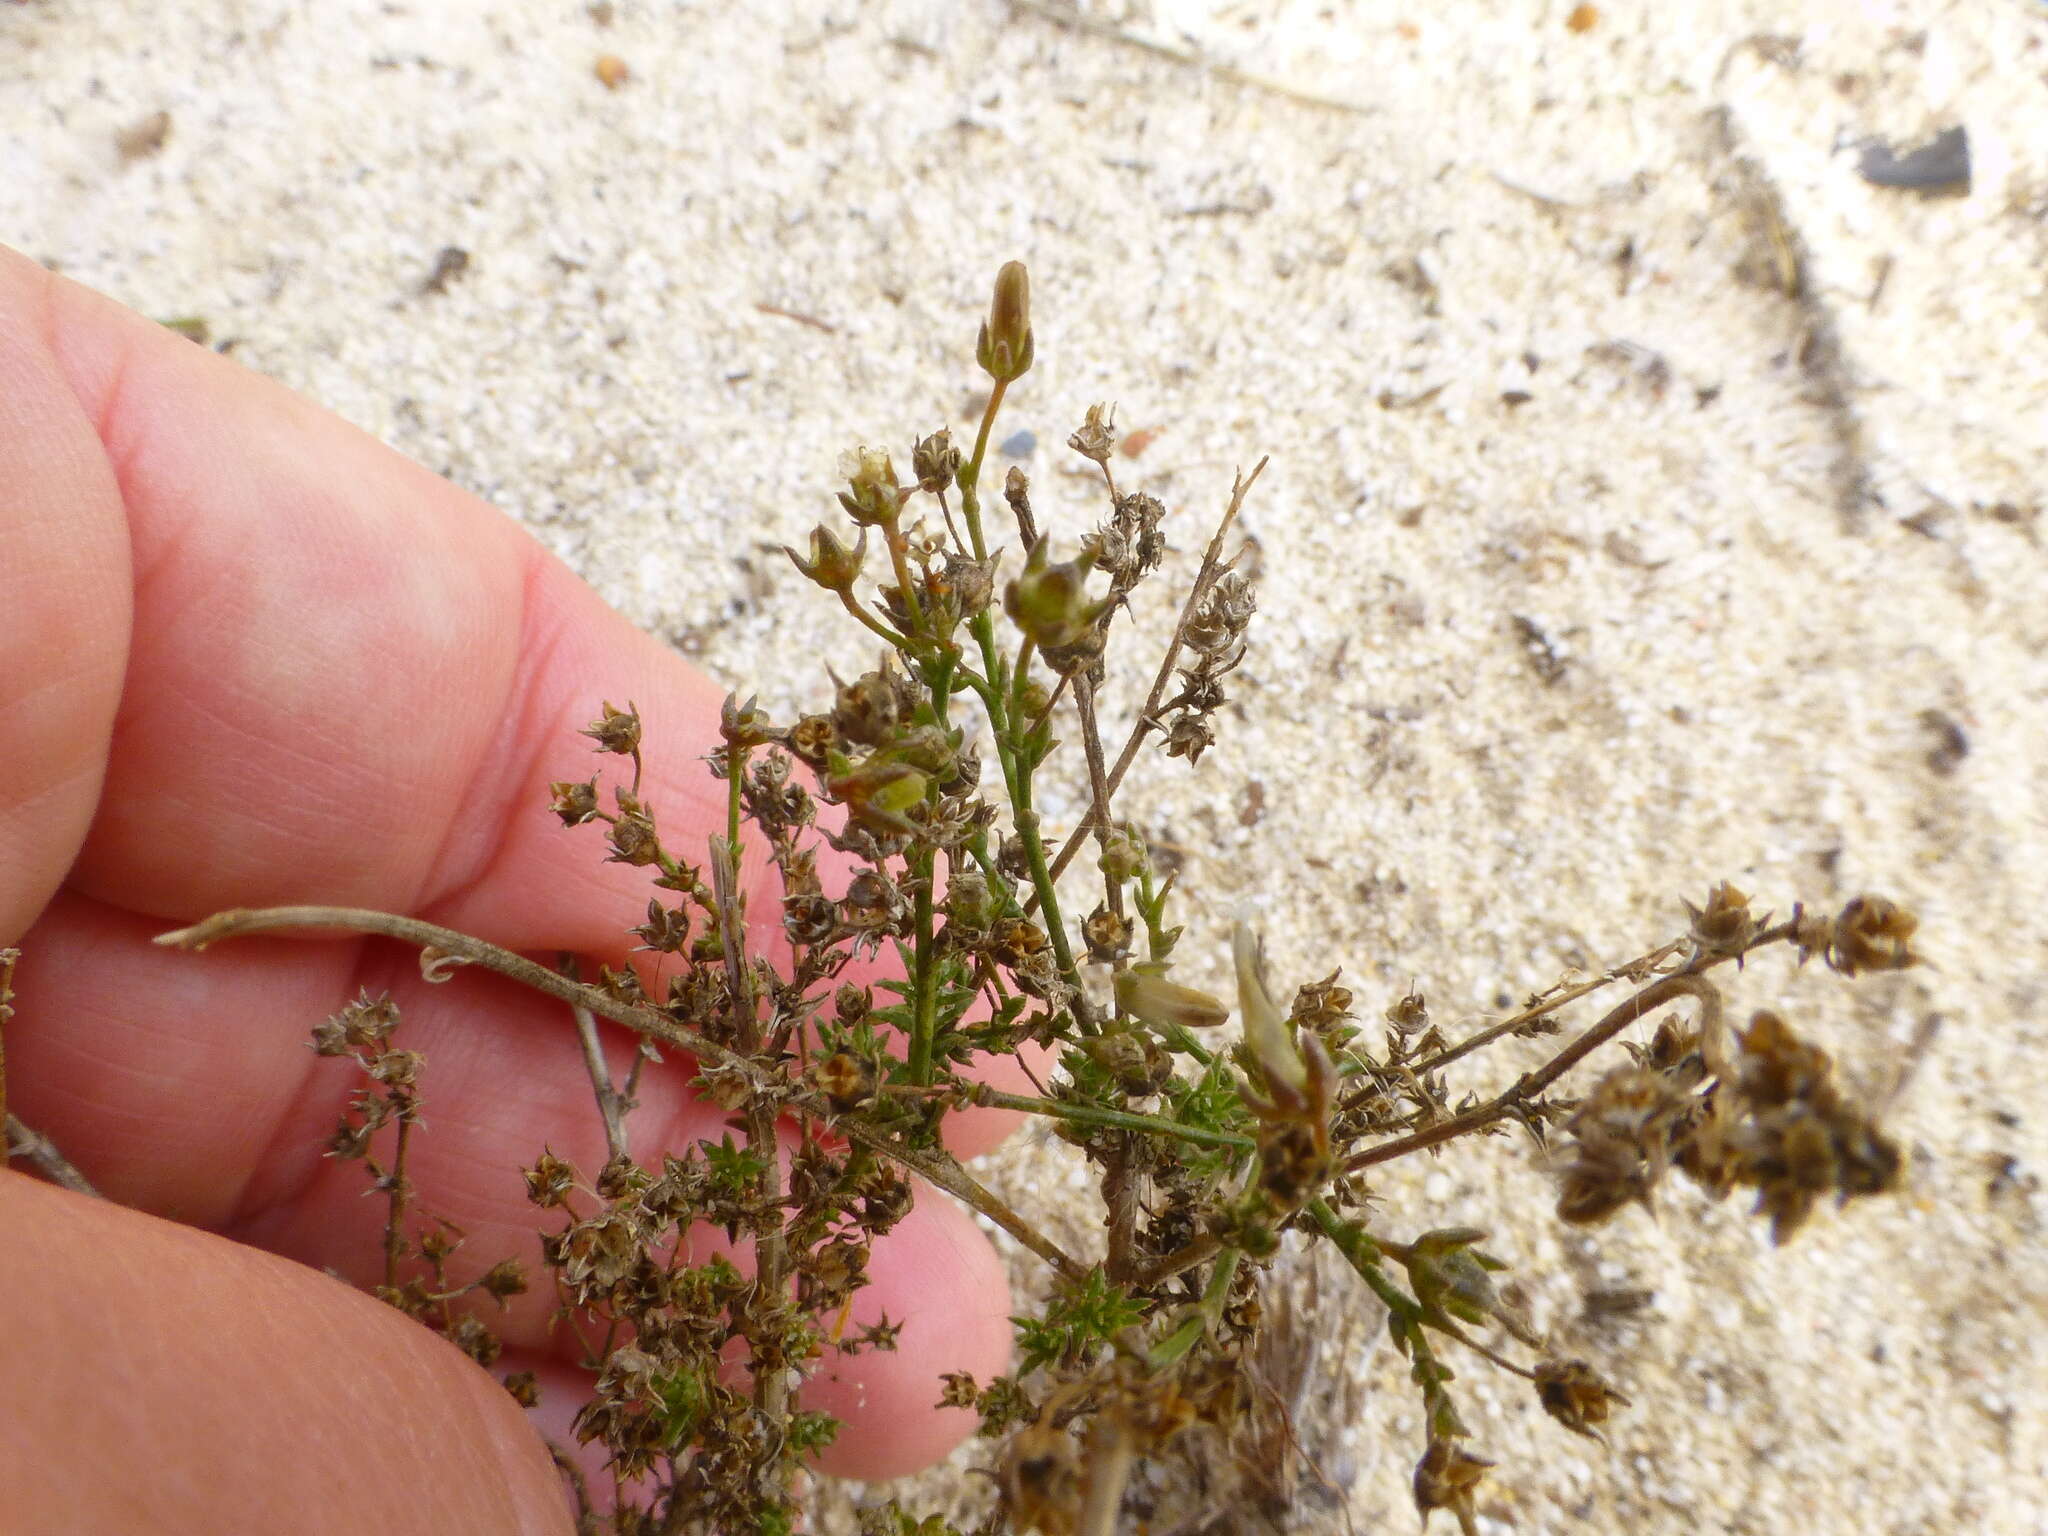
[154,904,1085,1280]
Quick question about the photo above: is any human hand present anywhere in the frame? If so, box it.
[0,246,1025,1532]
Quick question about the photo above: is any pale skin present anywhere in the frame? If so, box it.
[0,245,1032,1531]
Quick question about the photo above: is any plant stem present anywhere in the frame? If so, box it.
[958,380,1010,561]
[1341,969,1732,1175]
[155,904,1088,1281]
[1076,1417,1136,1536]
[3,1114,101,1198]
[1403,938,1688,1081]
[1045,458,1266,888]
[972,1088,1253,1152]
[908,851,939,1085]
[383,1112,414,1292]
[573,998,631,1162]
[1071,672,1124,923]
[0,945,14,1128]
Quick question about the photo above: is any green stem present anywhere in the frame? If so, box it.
[960,615,1089,1025]
[905,652,963,1088]
[836,589,910,651]
[974,1088,1254,1152]
[958,379,1010,561]
[880,516,927,637]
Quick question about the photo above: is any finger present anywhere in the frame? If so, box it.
[0,254,130,946]
[0,1171,570,1536]
[0,244,724,946]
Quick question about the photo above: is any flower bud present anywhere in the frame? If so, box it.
[1234,921,1307,1097]
[784,523,867,593]
[943,867,994,931]
[1114,962,1228,1032]
[1004,536,1107,649]
[976,260,1035,383]
[1097,826,1145,883]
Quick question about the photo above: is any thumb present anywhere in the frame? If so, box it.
[0,1171,570,1535]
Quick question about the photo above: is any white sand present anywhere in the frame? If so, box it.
[7,1,2045,1531]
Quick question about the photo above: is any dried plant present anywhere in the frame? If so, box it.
[41,263,1928,1532]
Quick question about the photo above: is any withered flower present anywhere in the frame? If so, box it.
[912,427,962,492]
[1083,904,1133,962]
[811,1052,876,1113]
[478,1258,530,1303]
[998,1414,1080,1536]
[581,699,642,756]
[501,1371,540,1408]
[1067,401,1117,463]
[1685,881,1760,958]
[605,791,661,866]
[523,1149,578,1208]
[787,712,839,769]
[1413,1436,1493,1536]
[1826,895,1922,975]
[1535,1357,1629,1441]
[548,776,600,826]
[990,915,1050,968]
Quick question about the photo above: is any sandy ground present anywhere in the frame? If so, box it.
[7,1,2046,1531]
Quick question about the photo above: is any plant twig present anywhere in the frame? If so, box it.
[1071,671,1124,923]
[1342,970,1732,1175]
[1404,938,1689,1081]
[1046,458,1265,887]
[577,1004,632,1163]
[4,1114,102,1198]
[973,1087,1254,1152]
[155,903,1086,1281]
[556,952,631,1163]
[0,945,15,1128]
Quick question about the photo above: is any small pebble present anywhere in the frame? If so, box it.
[595,54,630,90]
[999,430,1036,457]
[1859,126,1970,195]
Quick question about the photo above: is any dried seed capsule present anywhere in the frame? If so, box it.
[784,523,867,593]
[581,699,641,755]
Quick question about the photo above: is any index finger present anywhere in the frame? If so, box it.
[0,242,732,953]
